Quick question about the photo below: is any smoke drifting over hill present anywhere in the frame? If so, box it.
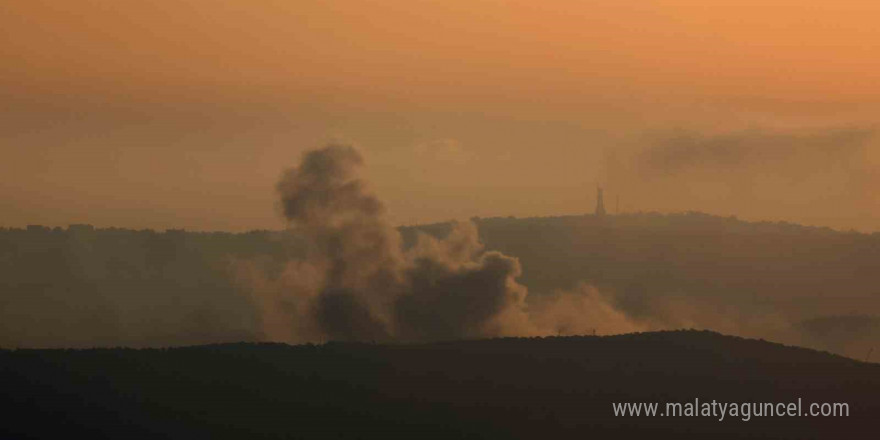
[234,145,650,343]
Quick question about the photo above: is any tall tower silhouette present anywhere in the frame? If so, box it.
[595,187,606,216]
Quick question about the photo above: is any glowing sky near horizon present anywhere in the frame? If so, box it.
[2,1,879,231]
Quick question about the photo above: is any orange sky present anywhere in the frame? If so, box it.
[2,1,879,231]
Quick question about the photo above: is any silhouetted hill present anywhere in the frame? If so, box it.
[1,330,877,439]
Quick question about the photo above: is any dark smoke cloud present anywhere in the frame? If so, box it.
[246,144,533,342]
[397,235,527,340]
[273,144,402,340]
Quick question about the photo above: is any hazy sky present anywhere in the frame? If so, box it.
[2,1,879,231]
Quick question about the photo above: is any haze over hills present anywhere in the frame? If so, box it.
[2,211,878,359]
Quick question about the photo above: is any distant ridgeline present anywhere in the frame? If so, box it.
[1,212,879,357]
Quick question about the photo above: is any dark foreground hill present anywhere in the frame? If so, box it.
[2,330,877,439]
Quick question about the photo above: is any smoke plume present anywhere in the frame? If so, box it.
[240,144,541,342]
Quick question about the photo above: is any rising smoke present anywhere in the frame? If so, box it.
[236,144,562,342]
